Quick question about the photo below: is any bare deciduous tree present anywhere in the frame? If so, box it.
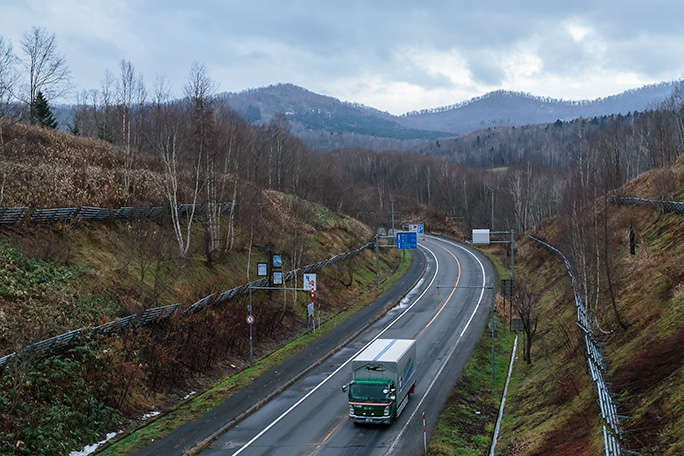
[19,27,71,123]
[0,36,18,117]
[149,75,191,257]
[184,61,220,260]
[118,59,136,195]
[512,276,539,364]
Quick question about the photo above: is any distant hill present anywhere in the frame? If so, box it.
[219,82,679,150]
[397,83,678,134]
[217,84,450,148]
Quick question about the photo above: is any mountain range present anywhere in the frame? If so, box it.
[219,81,680,150]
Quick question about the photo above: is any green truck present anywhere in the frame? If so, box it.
[342,338,417,425]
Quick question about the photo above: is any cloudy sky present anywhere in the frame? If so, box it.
[2,0,683,114]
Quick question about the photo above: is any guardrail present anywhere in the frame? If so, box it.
[530,236,624,456]
[0,203,235,225]
[613,195,684,214]
[0,240,374,375]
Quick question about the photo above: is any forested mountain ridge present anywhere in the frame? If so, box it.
[218,81,679,149]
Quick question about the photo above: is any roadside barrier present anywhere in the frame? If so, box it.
[0,203,235,225]
[530,236,623,456]
[0,203,375,375]
[613,195,684,214]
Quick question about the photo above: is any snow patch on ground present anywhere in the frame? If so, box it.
[68,431,120,456]
[69,409,162,456]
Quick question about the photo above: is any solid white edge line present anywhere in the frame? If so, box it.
[231,244,440,455]
[489,333,518,456]
[386,237,489,455]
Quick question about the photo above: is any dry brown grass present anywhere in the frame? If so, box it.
[1,120,166,207]
[498,161,684,455]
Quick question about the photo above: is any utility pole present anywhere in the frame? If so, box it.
[375,233,380,288]
[490,188,495,231]
[390,195,395,235]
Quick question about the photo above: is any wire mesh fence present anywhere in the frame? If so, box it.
[613,195,684,214]
[0,240,374,375]
[0,203,236,225]
[530,236,623,456]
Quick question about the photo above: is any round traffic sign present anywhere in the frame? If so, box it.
[246,315,255,324]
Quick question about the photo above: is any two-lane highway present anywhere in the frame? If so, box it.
[200,236,495,456]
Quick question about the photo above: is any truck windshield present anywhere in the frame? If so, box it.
[349,383,390,401]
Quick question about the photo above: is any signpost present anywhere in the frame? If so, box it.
[472,229,491,244]
[396,231,417,249]
[473,228,515,290]
[304,273,317,291]
[304,274,317,331]
[247,276,315,365]
[257,262,267,277]
[410,224,425,241]
[272,271,283,285]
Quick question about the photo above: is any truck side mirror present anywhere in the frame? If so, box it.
[341,384,347,393]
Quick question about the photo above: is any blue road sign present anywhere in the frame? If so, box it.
[396,231,418,249]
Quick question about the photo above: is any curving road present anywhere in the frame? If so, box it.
[197,236,496,456]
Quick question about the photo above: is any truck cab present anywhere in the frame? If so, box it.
[342,339,416,425]
[346,377,397,424]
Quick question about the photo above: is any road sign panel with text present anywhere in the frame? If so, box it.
[396,232,417,249]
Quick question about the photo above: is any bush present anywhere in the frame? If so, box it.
[0,343,122,455]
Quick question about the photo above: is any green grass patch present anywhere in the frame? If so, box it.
[426,316,515,456]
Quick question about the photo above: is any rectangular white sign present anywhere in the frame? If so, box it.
[273,271,283,285]
[472,229,491,244]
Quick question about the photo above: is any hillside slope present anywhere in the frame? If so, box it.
[497,155,684,455]
[0,123,405,455]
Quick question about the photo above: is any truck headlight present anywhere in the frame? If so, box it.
[384,406,390,416]
[349,405,354,415]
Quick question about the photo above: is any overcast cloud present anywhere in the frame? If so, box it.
[2,0,683,114]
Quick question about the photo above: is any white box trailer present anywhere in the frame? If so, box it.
[343,339,417,424]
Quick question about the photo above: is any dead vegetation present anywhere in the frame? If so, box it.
[0,121,408,455]
[496,154,684,455]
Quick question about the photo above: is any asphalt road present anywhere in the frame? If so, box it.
[133,236,495,456]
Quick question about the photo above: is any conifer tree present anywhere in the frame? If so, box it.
[32,91,58,129]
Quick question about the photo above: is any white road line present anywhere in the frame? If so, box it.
[230,244,440,455]
[386,238,488,455]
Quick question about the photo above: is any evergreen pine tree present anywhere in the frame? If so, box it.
[32,91,58,129]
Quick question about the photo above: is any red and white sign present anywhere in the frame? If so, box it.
[304,273,317,291]
[246,315,255,324]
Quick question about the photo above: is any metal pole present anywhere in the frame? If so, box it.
[376,233,380,288]
[248,285,253,367]
[489,316,496,381]
[390,195,395,235]
[509,232,515,330]
[491,188,494,231]
[422,411,427,453]
[510,230,515,282]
